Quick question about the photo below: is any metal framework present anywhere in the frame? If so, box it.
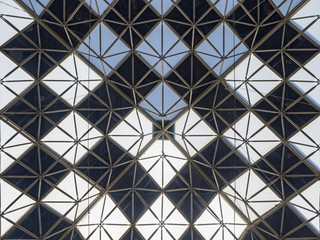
[0,0,319,239]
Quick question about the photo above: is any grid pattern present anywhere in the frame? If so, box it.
[0,0,319,239]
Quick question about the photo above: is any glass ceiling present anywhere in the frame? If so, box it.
[0,0,319,239]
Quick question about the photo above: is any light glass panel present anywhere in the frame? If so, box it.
[42,111,103,164]
[137,21,189,76]
[21,0,50,15]
[213,0,239,16]
[139,139,187,188]
[224,112,280,164]
[78,23,130,75]
[43,172,99,221]
[289,53,320,107]
[289,115,320,170]
[196,22,248,75]
[0,179,35,236]
[43,53,102,106]
[291,0,320,44]
[0,120,32,173]
[109,109,153,156]
[290,181,320,233]
[85,0,111,16]
[0,52,34,110]
[272,0,302,15]
[195,194,247,240]
[139,82,187,121]
[0,1,33,45]
[136,193,189,239]
[151,0,176,15]
[175,109,216,157]
[77,194,130,240]
[223,170,281,222]
[226,54,281,106]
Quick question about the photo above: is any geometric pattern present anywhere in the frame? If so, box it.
[78,22,130,76]
[0,1,33,45]
[0,179,35,236]
[139,81,187,121]
[77,194,130,240]
[137,21,189,77]
[291,0,320,45]
[175,109,216,157]
[138,139,187,188]
[43,172,99,221]
[289,115,320,170]
[136,194,189,239]
[42,111,103,164]
[290,181,320,233]
[226,53,282,106]
[224,112,281,164]
[0,119,32,172]
[0,52,34,110]
[223,170,281,222]
[195,194,247,239]
[289,53,320,107]
[195,22,248,76]
[43,53,103,106]
[0,0,320,239]
[109,109,153,156]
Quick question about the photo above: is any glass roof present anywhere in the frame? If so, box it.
[0,0,319,239]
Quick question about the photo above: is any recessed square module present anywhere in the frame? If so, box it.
[0,0,319,239]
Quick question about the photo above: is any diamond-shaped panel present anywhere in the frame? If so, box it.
[223,170,281,222]
[43,172,99,221]
[224,112,281,164]
[42,111,103,164]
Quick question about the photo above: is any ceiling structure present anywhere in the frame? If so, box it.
[0,0,319,239]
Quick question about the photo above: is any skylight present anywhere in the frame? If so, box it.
[78,22,130,76]
[195,194,247,239]
[196,22,248,76]
[77,194,130,239]
[137,21,189,77]
[175,109,216,157]
[289,115,320,170]
[223,170,281,222]
[136,194,189,239]
[290,180,320,233]
[42,111,103,164]
[289,53,320,107]
[109,109,153,156]
[226,53,282,106]
[138,139,187,188]
[0,0,319,239]
[43,53,102,106]
[0,1,33,45]
[0,52,34,110]
[291,0,320,44]
[224,112,280,164]
[139,81,187,121]
[43,171,99,221]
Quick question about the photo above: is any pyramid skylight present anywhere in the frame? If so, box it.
[77,194,130,239]
[289,115,320,170]
[223,170,281,222]
[43,53,102,106]
[109,109,153,157]
[196,22,248,76]
[137,21,189,77]
[78,22,130,76]
[136,194,189,239]
[195,194,247,239]
[224,112,280,164]
[226,54,282,106]
[0,0,319,239]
